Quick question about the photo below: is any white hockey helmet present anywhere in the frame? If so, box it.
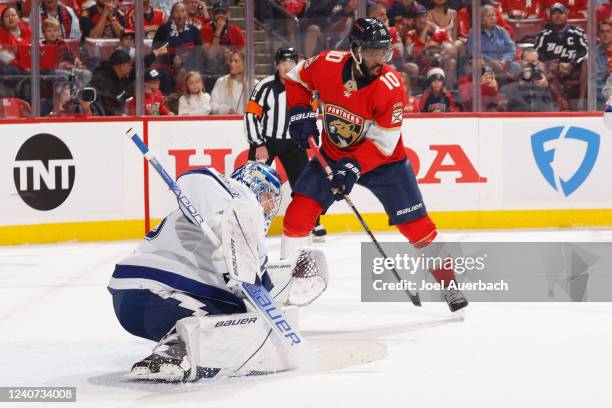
[231,161,282,220]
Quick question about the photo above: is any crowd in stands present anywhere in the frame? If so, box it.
[0,0,610,117]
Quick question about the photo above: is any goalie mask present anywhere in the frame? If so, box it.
[349,18,393,80]
[231,161,282,224]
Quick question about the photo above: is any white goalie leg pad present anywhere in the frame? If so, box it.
[267,248,329,306]
[280,234,309,260]
[177,306,301,380]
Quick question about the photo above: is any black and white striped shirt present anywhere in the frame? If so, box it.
[245,73,289,146]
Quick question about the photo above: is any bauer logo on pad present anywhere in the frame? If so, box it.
[531,126,600,197]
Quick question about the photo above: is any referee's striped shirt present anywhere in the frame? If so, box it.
[245,73,289,147]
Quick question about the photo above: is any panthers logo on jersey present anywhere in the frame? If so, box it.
[324,104,364,148]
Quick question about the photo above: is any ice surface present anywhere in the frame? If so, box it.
[1,229,611,408]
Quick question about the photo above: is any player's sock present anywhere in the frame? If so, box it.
[281,236,309,260]
[397,215,468,312]
[282,194,322,259]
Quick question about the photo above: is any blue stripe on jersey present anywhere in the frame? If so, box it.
[112,264,244,307]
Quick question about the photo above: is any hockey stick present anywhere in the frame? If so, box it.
[126,128,305,349]
[307,137,421,307]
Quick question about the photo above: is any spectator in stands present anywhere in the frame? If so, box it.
[467,5,515,78]
[399,70,419,112]
[418,66,458,111]
[539,0,587,19]
[117,28,135,60]
[0,43,23,96]
[403,4,457,88]
[126,0,166,39]
[80,0,126,39]
[127,67,175,115]
[88,48,132,114]
[178,70,211,115]
[0,6,31,73]
[500,57,557,111]
[604,75,612,106]
[534,2,588,110]
[500,0,542,19]
[41,19,91,86]
[46,81,98,116]
[388,0,418,28]
[152,0,175,17]
[427,0,462,53]
[327,0,358,50]
[597,0,610,25]
[153,2,203,93]
[301,0,342,58]
[597,20,612,110]
[201,1,245,77]
[88,46,166,115]
[508,46,572,109]
[457,0,513,42]
[185,0,209,29]
[456,57,501,111]
[210,50,246,114]
[40,0,81,40]
[278,0,310,44]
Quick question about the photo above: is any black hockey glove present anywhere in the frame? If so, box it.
[330,158,361,200]
[288,105,319,150]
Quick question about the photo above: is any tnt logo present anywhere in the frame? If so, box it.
[531,126,600,197]
[13,133,76,211]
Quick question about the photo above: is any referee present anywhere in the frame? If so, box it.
[245,47,326,240]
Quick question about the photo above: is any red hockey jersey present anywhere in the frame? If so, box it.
[285,50,406,174]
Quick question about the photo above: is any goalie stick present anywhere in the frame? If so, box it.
[125,128,305,350]
[307,137,421,307]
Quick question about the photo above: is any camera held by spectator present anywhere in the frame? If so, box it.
[519,63,543,83]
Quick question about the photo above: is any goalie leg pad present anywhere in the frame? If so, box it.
[177,307,301,380]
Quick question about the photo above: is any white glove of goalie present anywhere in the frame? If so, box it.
[267,247,329,307]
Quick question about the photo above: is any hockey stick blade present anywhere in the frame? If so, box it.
[306,137,421,307]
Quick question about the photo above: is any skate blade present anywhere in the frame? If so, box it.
[453,309,466,321]
[123,367,185,382]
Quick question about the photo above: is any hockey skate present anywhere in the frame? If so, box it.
[311,224,327,242]
[442,288,468,314]
[125,353,190,382]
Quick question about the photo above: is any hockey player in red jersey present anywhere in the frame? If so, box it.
[282,18,468,312]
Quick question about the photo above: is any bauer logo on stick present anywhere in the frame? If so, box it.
[13,133,76,211]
